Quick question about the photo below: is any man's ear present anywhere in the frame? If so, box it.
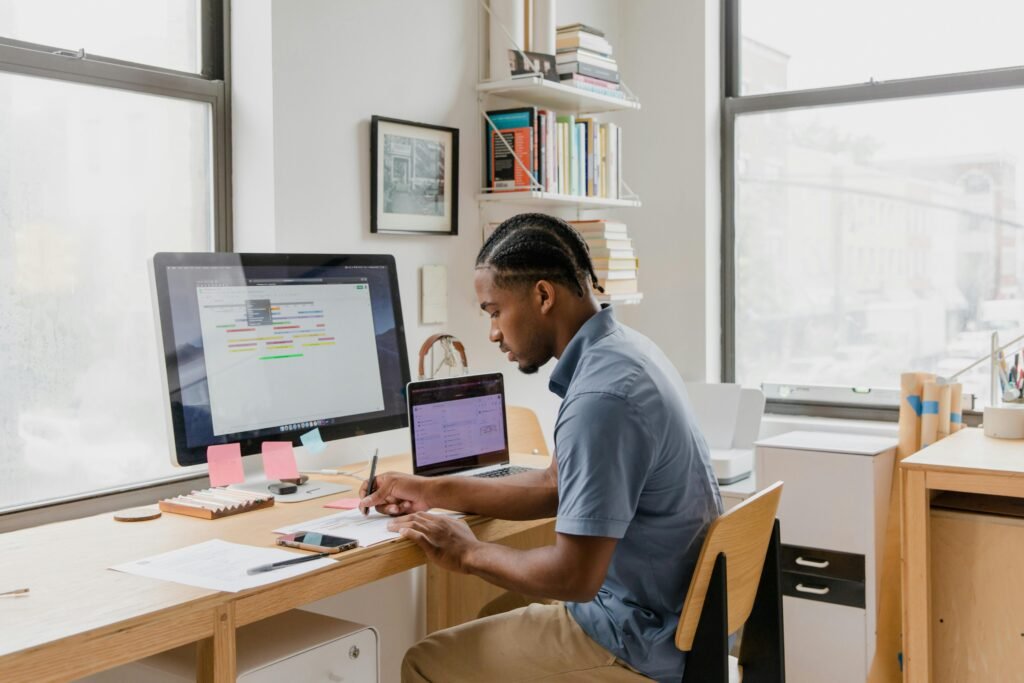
[534,280,557,315]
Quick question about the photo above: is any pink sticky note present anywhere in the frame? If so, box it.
[207,443,244,487]
[324,498,361,510]
[261,441,299,481]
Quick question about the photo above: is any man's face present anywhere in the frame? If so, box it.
[474,268,552,375]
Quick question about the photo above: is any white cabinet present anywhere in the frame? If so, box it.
[80,610,378,683]
[755,431,895,683]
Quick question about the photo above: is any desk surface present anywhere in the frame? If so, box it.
[901,427,1024,475]
[0,452,551,681]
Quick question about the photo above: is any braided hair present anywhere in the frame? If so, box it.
[475,213,604,296]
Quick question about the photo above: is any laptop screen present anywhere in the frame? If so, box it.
[408,373,509,476]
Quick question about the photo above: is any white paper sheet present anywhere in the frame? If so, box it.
[274,509,402,547]
[274,509,465,548]
[109,539,337,593]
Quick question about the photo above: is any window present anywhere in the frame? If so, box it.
[0,2,230,512]
[724,0,1024,417]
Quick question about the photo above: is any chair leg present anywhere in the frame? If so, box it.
[682,552,730,683]
[738,519,786,683]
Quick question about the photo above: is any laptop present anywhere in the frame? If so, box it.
[407,373,537,478]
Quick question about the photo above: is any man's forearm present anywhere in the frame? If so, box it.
[428,467,557,520]
[464,542,593,602]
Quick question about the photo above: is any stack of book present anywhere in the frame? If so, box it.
[570,219,642,304]
[484,106,622,198]
[555,23,624,99]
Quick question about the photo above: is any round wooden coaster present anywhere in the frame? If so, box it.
[113,507,163,522]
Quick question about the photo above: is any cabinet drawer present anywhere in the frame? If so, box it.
[782,570,865,609]
[781,544,864,583]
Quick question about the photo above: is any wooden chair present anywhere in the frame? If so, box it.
[675,481,785,683]
[506,405,550,456]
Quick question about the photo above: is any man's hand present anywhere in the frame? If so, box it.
[387,512,480,574]
[359,472,433,516]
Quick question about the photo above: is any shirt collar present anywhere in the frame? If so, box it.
[548,304,617,398]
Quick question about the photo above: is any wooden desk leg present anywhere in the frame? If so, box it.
[901,469,930,682]
[197,603,237,683]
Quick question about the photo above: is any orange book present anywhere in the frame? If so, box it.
[491,128,533,190]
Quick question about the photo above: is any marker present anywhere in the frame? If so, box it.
[362,449,379,516]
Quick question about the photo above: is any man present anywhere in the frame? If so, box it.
[360,213,722,682]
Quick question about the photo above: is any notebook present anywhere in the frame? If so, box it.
[407,373,536,478]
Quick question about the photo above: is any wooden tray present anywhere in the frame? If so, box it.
[158,494,275,519]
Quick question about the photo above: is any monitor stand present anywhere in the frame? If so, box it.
[231,479,350,503]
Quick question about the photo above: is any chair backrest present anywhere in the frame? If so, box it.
[506,405,550,457]
[675,481,784,651]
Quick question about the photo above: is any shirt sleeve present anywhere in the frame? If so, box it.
[554,392,654,539]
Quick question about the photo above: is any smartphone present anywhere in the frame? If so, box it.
[276,531,359,553]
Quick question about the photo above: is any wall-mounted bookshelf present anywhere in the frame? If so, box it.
[477,190,641,210]
[477,76,641,115]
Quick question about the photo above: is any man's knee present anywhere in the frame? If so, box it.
[401,634,440,683]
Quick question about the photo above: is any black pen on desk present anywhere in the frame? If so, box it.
[246,551,334,575]
[363,448,379,516]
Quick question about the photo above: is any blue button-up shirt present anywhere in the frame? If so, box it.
[549,306,722,682]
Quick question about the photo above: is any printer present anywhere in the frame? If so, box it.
[685,383,765,484]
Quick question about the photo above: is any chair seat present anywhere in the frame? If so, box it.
[729,655,741,683]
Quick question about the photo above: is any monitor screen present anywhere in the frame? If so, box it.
[408,374,509,476]
[152,252,410,467]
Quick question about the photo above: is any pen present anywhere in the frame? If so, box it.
[363,449,379,516]
[246,551,334,575]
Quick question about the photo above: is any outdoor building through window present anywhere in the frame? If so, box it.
[725,0,1024,416]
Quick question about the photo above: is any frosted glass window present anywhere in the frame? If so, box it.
[0,0,202,73]
[734,88,1024,409]
[741,0,1024,95]
[0,71,213,511]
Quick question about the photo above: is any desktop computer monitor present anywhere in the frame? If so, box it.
[151,252,410,469]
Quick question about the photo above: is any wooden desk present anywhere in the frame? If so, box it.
[0,452,553,683]
[899,428,1024,682]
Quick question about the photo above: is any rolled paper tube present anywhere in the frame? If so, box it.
[531,0,556,55]
[898,372,932,460]
[936,382,952,441]
[489,0,525,80]
[920,380,940,449]
[950,383,963,432]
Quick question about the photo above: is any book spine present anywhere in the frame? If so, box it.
[564,73,621,90]
[558,62,620,83]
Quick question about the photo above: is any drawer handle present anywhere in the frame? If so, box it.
[795,583,830,596]
[795,556,830,569]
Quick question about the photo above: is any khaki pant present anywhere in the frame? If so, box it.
[402,593,650,682]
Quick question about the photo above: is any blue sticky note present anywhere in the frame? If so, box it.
[300,427,327,454]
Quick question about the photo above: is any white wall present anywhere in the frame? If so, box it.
[231,2,720,681]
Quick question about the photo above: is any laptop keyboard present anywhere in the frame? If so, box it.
[471,465,532,479]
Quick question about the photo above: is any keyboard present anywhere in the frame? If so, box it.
[471,465,532,479]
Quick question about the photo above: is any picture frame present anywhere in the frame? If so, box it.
[371,116,459,235]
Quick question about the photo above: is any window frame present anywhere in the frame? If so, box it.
[0,0,233,516]
[720,0,1024,423]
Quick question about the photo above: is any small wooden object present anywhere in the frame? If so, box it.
[112,507,162,522]
[158,488,274,520]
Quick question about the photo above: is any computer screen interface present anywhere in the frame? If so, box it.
[409,374,509,476]
[153,253,410,467]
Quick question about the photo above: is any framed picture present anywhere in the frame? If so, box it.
[371,116,459,235]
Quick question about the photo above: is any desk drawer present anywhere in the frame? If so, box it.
[781,544,864,583]
[782,570,865,609]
